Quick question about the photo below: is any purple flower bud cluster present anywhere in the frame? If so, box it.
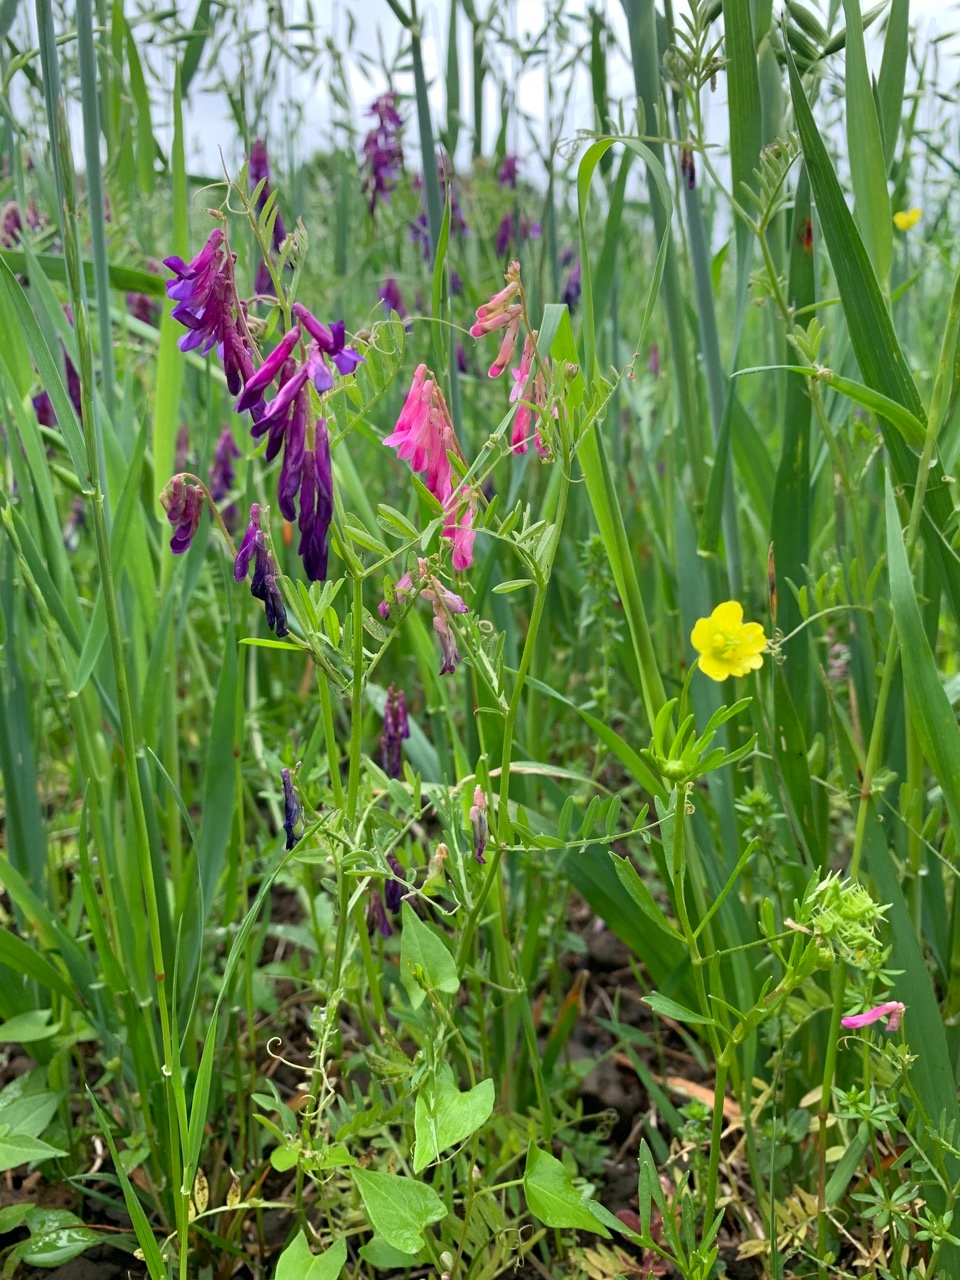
[160,475,205,554]
[281,767,301,850]
[381,685,410,778]
[235,504,288,637]
[362,93,404,215]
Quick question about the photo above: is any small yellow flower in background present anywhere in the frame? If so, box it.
[691,601,767,682]
[893,207,922,231]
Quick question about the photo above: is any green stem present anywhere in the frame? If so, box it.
[816,965,846,1277]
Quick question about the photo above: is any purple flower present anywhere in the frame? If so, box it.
[236,325,302,415]
[498,154,519,188]
[840,1001,905,1032]
[368,889,392,938]
[450,270,463,296]
[250,537,288,637]
[362,93,404,214]
[293,304,364,390]
[234,505,288,637]
[281,767,301,850]
[381,685,410,779]
[379,277,407,319]
[297,424,334,583]
[209,427,241,502]
[160,475,205,554]
[384,851,406,914]
[33,391,56,427]
[127,290,161,327]
[648,344,660,379]
[434,611,461,676]
[681,147,696,191]
[164,229,256,395]
[495,213,513,258]
[249,139,287,252]
[562,259,581,312]
[235,504,262,580]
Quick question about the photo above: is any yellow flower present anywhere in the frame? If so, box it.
[691,601,767,682]
[893,207,922,231]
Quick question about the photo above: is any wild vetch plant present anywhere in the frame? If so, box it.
[7,1,960,1278]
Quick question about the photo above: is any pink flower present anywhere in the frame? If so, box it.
[469,261,524,376]
[383,364,457,506]
[840,1001,905,1032]
[443,487,477,570]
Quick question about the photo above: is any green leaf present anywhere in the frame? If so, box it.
[885,478,960,838]
[413,1069,494,1173]
[610,854,681,939]
[0,1009,58,1044]
[358,1236,425,1269]
[643,992,714,1027]
[523,1144,610,1236]
[399,901,459,1009]
[351,1168,446,1255]
[0,1133,68,1172]
[0,931,74,1004]
[841,0,891,285]
[276,1230,347,1280]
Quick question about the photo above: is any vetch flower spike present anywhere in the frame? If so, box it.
[840,1001,905,1032]
[691,601,767,681]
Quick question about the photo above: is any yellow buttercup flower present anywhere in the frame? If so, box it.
[691,601,767,682]
[893,207,922,231]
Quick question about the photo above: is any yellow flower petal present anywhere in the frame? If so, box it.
[893,207,922,231]
[690,600,768,682]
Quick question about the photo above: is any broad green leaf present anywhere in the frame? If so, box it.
[276,1230,346,1280]
[523,1145,610,1236]
[351,1168,446,1255]
[399,901,459,1009]
[0,1009,58,1043]
[358,1236,425,1269]
[413,1069,494,1173]
[0,1133,68,1171]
